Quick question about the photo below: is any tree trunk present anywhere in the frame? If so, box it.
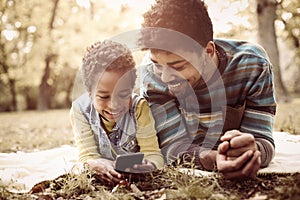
[37,0,60,110]
[9,78,17,111]
[38,55,52,110]
[0,59,17,111]
[256,0,289,102]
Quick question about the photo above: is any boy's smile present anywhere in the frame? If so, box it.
[93,70,133,123]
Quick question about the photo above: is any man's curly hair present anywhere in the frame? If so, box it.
[81,40,136,94]
[140,0,213,50]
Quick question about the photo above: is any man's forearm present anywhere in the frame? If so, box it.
[255,138,275,167]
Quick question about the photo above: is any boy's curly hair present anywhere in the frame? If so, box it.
[140,0,213,50]
[81,40,136,94]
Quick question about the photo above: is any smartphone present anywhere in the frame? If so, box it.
[115,152,144,172]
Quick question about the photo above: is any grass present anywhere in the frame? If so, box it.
[0,109,74,152]
[0,97,299,153]
[1,165,299,199]
[0,98,300,199]
[274,97,300,134]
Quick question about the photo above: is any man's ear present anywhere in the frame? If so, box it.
[205,41,215,58]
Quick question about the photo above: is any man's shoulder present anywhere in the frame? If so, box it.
[214,38,269,61]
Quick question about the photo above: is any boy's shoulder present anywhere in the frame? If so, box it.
[72,92,92,110]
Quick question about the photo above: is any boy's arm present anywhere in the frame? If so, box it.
[139,57,190,164]
[70,104,101,163]
[135,98,164,169]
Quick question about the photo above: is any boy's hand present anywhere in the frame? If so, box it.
[87,158,123,186]
[125,159,156,173]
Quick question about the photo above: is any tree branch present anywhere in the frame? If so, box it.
[49,0,60,30]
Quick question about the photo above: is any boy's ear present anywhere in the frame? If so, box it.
[88,90,93,97]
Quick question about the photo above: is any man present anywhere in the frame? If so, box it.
[139,0,276,179]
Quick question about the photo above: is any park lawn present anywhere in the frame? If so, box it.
[0,109,74,153]
[0,97,299,153]
[0,98,300,199]
[274,97,300,134]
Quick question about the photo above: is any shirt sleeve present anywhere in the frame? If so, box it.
[135,98,165,169]
[241,60,276,167]
[69,104,101,163]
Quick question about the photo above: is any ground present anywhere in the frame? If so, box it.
[0,97,300,199]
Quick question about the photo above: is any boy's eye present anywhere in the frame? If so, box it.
[154,63,163,71]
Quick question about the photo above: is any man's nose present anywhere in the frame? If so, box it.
[109,98,121,109]
[161,67,175,83]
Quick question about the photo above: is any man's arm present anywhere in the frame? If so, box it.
[216,57,276,178]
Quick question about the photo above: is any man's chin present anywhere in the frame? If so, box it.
[168,87,185,97]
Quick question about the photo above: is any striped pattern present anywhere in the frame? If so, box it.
[140,39,276,162]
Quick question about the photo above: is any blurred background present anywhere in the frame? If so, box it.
[0,0,299,111]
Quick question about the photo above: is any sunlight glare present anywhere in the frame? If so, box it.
[2,29,19,41]
[27,26,36,33]
[276,20,285,31]
[208,0,250,34]
[76,0,90,9]
[281,12,293,21]
[101,0,154,11]
[15,21,22,28]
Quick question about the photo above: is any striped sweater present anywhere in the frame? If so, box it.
[139,38,276,167]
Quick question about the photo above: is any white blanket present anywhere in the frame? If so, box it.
[1,132,299,193]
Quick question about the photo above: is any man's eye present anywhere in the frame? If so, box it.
[97,95,109,100]
[175,66,185,71]
[119,92,131,98]
[172,64,187,71]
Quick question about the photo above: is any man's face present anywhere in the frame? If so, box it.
[150,51,201,95]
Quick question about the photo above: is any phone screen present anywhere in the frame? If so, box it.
[115,152,144,172]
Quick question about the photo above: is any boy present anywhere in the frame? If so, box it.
[70,40,164,186]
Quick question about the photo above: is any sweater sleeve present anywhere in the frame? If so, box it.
[135,98,165,169]
[69,104,101,163]
[256,138,275,167]
[241,61,276,167]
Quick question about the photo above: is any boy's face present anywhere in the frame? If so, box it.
[150,51,201,96]
[92,70,133,123]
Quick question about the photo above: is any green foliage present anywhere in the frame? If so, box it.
[277,0,300,52]
[0,0,145,111]
[0,0,38,111]
[277,0,300,92]
[0,0,299,111]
